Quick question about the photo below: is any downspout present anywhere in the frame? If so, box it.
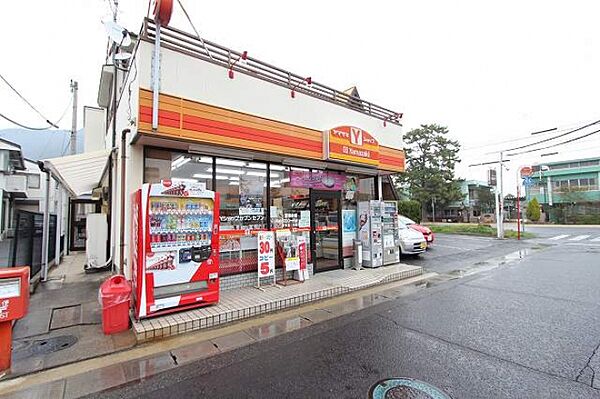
[38,161,51,282]
[119,129,130,275]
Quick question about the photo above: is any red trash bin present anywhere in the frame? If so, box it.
[99,275,132,335]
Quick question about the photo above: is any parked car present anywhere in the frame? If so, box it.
[398,219,427,255]
[398,215,435,244]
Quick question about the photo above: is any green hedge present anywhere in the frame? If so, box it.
[397,200,421,222]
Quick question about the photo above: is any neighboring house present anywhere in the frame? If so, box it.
[427,180,495,222]
[0,138,26,240]
[527,157,600,224]
[13,159,45,214]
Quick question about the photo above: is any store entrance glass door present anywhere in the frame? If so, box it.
[310,190,342,273]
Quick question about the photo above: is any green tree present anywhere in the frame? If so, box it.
[526,198,541,221]
[397,124,463,219]
[397,200,422,223]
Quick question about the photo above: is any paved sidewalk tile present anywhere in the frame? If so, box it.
[170,340,221,365]
[211,330,255,352]
[63,363,127,399]
[1,380,65,399]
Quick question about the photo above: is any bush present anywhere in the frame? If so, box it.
[397,200,421,223]
[526,198,541,222]
[575,215,600,225]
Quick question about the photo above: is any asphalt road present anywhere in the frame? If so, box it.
[99,234,600,398]
[401,233,531,274]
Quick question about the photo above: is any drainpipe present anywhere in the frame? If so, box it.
[119,129,130,275]
[38,161,51,282]
[55,185,62,265]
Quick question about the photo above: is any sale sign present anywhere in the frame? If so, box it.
[257,231,275,278]
[298,237,307,271]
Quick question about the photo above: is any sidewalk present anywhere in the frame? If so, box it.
[6,254,420,380]
[9,253,135,377]
[0,271,436,399]
[132,264,423,342]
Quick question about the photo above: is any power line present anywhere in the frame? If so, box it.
[503,119,600,152]
[0,111,53,131]
[0,73,59,128]
[461,119,600,152]
[507,128,600,156]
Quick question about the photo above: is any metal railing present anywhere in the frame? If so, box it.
[141,19,403,126]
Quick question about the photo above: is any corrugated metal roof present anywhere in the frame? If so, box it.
[42,149,111,196]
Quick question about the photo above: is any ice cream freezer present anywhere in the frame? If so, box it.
[130,180,220,319]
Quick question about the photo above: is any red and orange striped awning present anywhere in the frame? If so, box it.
[138,88,404,172]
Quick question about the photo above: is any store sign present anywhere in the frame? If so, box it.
[289,170,346,191]
[520,166,533,177]
[257,231,275,278]
[324,126,379,167]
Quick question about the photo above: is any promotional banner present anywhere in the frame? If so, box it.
[289,170,346,191]
[257,231,275,278]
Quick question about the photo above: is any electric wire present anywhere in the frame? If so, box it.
[507,128,600,156]
[503,119,600,152]
[176,0,215,60]
[461,119,600,152]
[0,73,59,128]
[0,111,53,131]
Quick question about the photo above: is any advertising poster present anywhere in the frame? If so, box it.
[342,209,357,257]
[289,170,346,191]
[299,210,311,228]
[239,175,264,215]
[257,231,275,278]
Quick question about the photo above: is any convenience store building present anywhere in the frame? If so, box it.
[100,19,405,288]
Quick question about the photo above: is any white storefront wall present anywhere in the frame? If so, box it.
[113,38,403,278]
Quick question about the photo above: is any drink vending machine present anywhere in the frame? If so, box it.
[358,200,383,268]
[382,201,400,265]
[131,180,220,319]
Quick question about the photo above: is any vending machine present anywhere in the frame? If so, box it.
[358,200,383,268]
[131,180,220,319]
[382,201,400,265]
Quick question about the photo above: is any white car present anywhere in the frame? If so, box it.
[398,219,427,255]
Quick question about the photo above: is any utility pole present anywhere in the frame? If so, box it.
[497,151,505,239]
[69,80,78,155]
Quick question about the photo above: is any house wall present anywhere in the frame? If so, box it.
[84,106,107,152]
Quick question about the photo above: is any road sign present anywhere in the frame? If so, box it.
[522,176,533,187]
[520,166,533,177]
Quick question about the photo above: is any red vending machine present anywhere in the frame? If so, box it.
[131,180,220,319]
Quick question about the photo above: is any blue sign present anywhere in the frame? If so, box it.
[522,176,533,187]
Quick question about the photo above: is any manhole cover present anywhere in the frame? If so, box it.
[369,378,451,399]
[12,335,78,359]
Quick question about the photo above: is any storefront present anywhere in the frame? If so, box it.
[143,147,383,275]
[102,19,405,287]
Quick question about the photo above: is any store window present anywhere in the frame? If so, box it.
[216,158,267,275]
[143,148,213,190]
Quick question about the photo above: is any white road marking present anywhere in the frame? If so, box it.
[569,235,590,241]
[548,234,569,240]
[591,236,600,242]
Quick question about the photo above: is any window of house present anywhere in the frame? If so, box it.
[589,178,598,190]
[27,174,40,189]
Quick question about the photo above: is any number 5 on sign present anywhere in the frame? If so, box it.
[257,231,276,288]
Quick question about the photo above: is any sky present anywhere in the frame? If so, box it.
[1,0,600,194]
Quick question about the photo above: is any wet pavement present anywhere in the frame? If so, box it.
[96,236,600,398]
[9,253,136,377]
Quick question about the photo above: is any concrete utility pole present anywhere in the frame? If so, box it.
[69,80,78,155]
[497,151,505,239]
